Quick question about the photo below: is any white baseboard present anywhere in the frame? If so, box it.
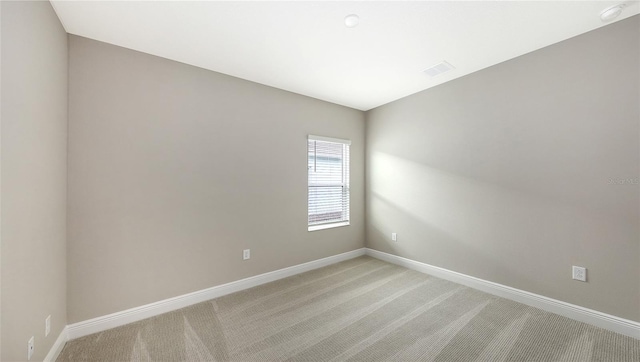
[44,326,68,362]
[365,248,640,339]
[67,248,366,340]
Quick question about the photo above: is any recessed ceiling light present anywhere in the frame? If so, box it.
[600,4,626,22]
[344,14,359,28]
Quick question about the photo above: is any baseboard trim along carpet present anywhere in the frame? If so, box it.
[65,246,638,343]
[364,248,640,339]
[66,248,366,340]
[44,326,68,362]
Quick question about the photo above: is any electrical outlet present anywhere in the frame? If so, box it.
[45,315,51,337]
[243,249,250,260]
[28,336,34,360]
[391,233,397,242]
[572,266,587,282]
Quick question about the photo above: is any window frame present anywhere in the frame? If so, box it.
[307,135,351,232]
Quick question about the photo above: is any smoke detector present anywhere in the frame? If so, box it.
[600,4,627,22]
[344,14,359,28]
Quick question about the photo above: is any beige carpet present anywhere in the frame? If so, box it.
[58,256,639,361]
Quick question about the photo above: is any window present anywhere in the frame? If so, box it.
[308,135,350,231]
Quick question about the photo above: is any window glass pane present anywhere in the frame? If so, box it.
[308,138,350,228]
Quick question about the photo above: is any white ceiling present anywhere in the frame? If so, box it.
[50,1,639,111]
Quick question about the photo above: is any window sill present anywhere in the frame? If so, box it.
[308,222,350,232]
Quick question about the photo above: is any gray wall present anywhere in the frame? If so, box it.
[366,16,639,322]
[1,1,68,360]
[67,35,365,323]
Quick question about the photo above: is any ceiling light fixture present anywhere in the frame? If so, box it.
[344,14,359,28]
[600,4,626,22]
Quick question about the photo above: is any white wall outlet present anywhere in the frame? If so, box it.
[45,315,51,336]
[572,266,587,282]
[243,249,250,260]
[27,336,34,360]
[391,232,397,242]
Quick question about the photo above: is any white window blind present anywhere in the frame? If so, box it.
[308,135,350,230]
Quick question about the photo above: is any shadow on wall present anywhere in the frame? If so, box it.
[366,150,638,317]
[368,191,546,291]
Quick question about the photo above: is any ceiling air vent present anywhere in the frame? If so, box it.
[423,61,455,77]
